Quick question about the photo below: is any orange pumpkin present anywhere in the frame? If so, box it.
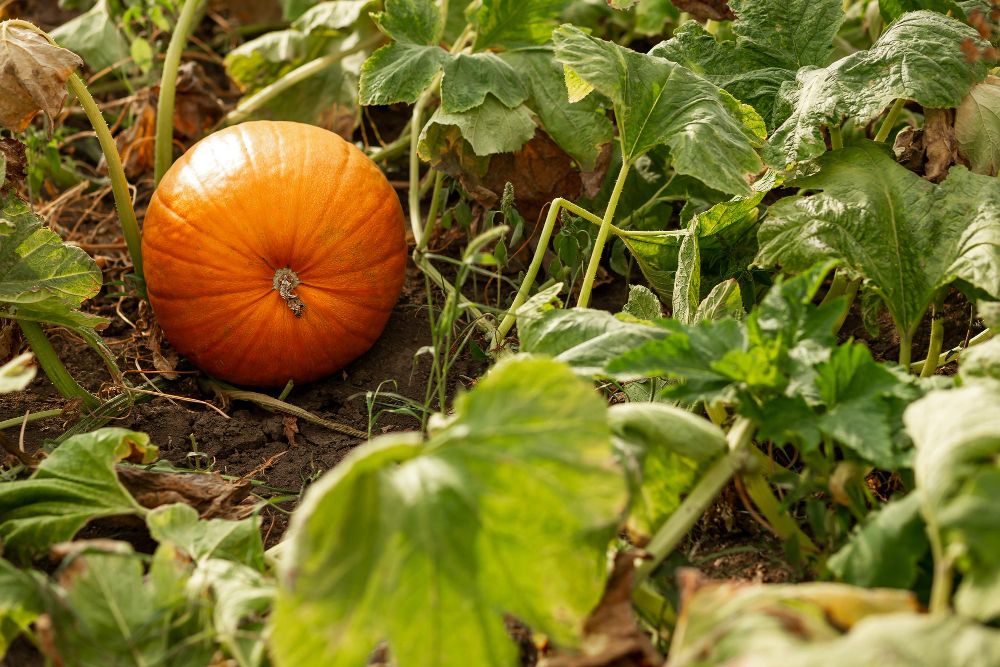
[142,121,407,387]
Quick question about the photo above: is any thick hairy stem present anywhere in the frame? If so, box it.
[221,32,385,128]
[578,162,631,308]
[18,321,100,410]
[742,451,818,553]
[829,123,844,150]
[154,0,206,185]
[910,327,996,372]
[921,291,947,377]
[898,331,913,369]
[874,98,907,143]
[634,417,756,586]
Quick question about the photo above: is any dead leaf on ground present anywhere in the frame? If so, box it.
[282,414,299,447]
[1,136,27,186]
[923,107,965,183]
[0,24,82,138]
[671,0,735,21]
[117,467,255,520]
[893,125,925,170]
[539,552,661,667]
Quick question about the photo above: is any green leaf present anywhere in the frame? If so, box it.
[764,11,988,168]
[553,25,762,195]
[271,357,627,666]
[1,191,102,311]
[696,280,745,322]
[609,402,726,538]
[0,428,156,565]
[293,0,380,32]
[0,352,35,393]
[360,42,448,105]
[419,95,536,156]
[813,343,920,468]
[372,0,442,44]
[621,284,662,321]
[673,218,701,325]
[879,0,967,21]
[0,557,42,659]
[960,337,1000,383]
[501,49,614,171]
[279,0,319,20]
[440,53,528,113]
[146,504,265,571]
[129,37,153,75]
[473,0,569,51]
[622,171,773,302]
[907,382,1000,620]
[956,75,1000,176]
[827,492,928,589]
[634,0,681,36]
[50,0,128,72]
[44,542,216,667]
[517,285,669,378]
[188,557,275,660]
[756,142,1000,346]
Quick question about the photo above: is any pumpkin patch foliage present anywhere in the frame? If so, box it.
[2,0,1000,665]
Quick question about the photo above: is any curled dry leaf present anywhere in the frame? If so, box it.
[922,107,965,183]
[893,125,925,170]
[116,467,256,520]
[282,414,299,447]
[0,24,82,138]
[671,0,735,21]
[539,552,661,667]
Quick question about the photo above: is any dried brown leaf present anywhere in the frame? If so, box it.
[0,24,82,138]
[282,414,299,448]
[116,467,255,520]
[893,125,925,170]
[1,135,27,186]
[923,107,965,183]
[671,0,735,21]
[539,552,661,667]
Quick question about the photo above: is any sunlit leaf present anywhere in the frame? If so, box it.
[473,0,569,51]
[50,0,128,72]
[955,75,1000,176]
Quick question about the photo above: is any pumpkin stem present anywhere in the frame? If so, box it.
[273,268,305,318]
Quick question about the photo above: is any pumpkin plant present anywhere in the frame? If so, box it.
[142,120,407,387]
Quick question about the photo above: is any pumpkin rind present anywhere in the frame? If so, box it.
[142,121,407,387]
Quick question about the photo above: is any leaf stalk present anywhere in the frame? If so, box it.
[17,321,100,410]
[578,161,631,308]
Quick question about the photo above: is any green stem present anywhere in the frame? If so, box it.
[819,270,848,307]
[578,162,631,308]
[928,523,953,614]
[921,292,947,378]
[17,321,100,410]
[0,409,63,431]
[828,123,844,150]
[834,277,861,333]
[909,327,996,372]
[418,171,445,253]
[221,32,385,129]
[874,98,906,143]
[154,0,206,185]
[416,252,495,337]
[742,451,818,553]
[634,416,756,586]
[67,74,144,280]
[898,331,912,369]
[408,82,439,245]
[367,128,412,163]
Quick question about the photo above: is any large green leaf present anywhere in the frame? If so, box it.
[0,429,156,565]
[764,11,988,167]
[440,53,528,113]
[515,285,669,379]
[1,191,102,311]
[50,0,128,72]
[0,558,42,659]
[907,382,1000,621]
[827,492,928,589]
[270,356,628,667]
[960,337,1000,383]
[472,0,569,51]
[623,171,775,302]
[955,76,1000,176]
[419,95,536,156]
[879,0,967,21]
[371,0,442,44]
[146,503,265,571]
[608,403,726,538]
[553,25,762,195]
[501,49,613,170]
[359,42,447,105]
[756,141,1000,345]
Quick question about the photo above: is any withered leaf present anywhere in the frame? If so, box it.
[0,24,82,138]
[923,107,965,184]
[0,135,27,186]
[116,467,256,520]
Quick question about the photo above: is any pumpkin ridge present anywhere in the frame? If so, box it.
[148,188,264,265]
[294,193,403,276]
